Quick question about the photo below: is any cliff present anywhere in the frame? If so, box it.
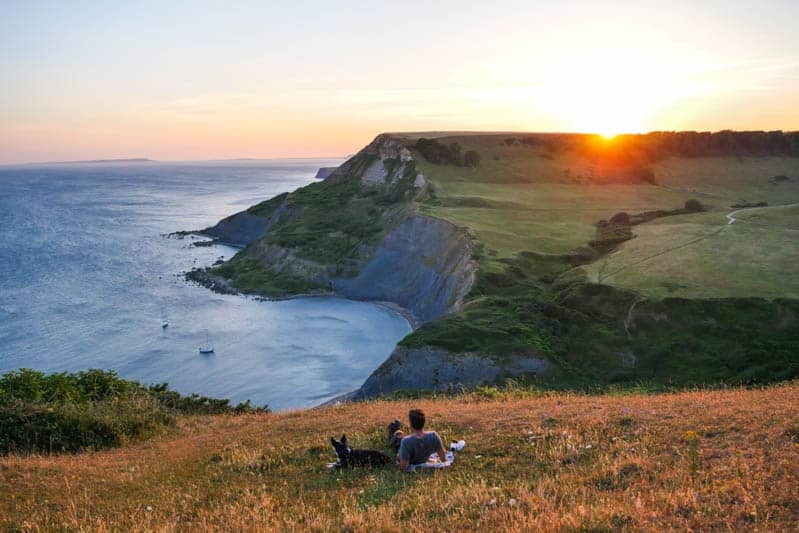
[358,347,552,397]
[332,215,474,324]
[199,134,472,324]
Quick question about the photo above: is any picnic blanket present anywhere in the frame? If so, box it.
[407,451,455,472]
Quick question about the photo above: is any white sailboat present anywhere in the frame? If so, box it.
[199,331,214,354]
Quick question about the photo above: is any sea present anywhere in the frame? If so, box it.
[0,160,412,411]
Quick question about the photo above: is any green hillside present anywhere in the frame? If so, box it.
[398,132,799,387]
[410,133,799,297]
[204,131,799,391]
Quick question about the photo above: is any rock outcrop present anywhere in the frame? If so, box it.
[313,167,337,180]
[333,215,474,324]
[204,193,290,247]
[358,347,552,398]
[330,133,428,193]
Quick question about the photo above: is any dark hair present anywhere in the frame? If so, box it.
[408,408,426,430]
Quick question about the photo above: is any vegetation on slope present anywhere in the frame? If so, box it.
[211,256,323,296]
[398,132,799,388]
[414,137,481,167]
[0,369,266,454]
[207,151,418,295]
[2,383,797,531]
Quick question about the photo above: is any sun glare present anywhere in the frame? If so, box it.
[541,49,683,137]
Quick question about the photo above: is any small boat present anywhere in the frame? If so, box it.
[162,321,169,329]
[199,332,214,354]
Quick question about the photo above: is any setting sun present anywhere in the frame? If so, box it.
[540,48,682,136]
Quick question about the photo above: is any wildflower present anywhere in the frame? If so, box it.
[509,498,517,507]
[146,506,153,512]
[684,430,699,444]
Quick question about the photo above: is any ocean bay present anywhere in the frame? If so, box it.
[0,161,411,410]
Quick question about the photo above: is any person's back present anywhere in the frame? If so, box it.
[399,431,445,465]
[398,408,447,471]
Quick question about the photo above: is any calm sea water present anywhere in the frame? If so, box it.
[0,160,412,410]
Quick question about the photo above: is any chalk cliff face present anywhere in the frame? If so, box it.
[333,215,474,324]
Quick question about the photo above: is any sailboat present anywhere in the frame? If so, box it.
[199,331,214,354]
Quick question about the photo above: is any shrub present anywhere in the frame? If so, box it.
[464,150,481,167]
[414,138,480,168]
[684,199,704,212]
[609,212,631,225]
[0,369,268,454]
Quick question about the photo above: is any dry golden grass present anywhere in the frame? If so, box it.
[2,383,798,531]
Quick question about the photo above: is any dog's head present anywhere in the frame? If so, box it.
[330,434,351,462]
[387,419,402,441]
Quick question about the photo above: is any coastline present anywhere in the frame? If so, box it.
[182,237,420,331]
[181,240,418,410]
[185,265,419,330]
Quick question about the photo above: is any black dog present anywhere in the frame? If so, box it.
[330,434,392,468]
[387,419,403,452]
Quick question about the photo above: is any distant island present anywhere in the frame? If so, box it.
[35,158,154,165]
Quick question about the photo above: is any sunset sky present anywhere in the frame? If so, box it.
[2,0,798,164]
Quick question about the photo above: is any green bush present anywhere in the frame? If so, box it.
[0,369,268,454]
[414,138,481,167]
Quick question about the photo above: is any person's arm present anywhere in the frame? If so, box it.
[398,439,410,472]
[435,432,447,462]
[437,446,447,462]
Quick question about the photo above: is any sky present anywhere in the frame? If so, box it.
[1,0,798,164]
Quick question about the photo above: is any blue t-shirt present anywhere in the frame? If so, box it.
[398,431,444,465]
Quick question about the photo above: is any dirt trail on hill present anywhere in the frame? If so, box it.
[726,202,799,225]
[600,225,725,283]
[603,203,799,284]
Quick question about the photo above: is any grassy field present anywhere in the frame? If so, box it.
[413,135,799,298]
[396,134,799,382]
[584,211,799,298]
[653,156,799,205]
[733,203,799,229]
[3,383,797,531]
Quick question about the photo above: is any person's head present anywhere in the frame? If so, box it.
[408,408,426,431]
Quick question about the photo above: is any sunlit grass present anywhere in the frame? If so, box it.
[2,383,797,531]
[583,211,799,298]
[413,135,799,299]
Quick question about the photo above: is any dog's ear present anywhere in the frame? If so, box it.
[341,434,347,445]
[330,437,338,446]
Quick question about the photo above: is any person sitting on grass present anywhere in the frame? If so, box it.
[397,408,447,472]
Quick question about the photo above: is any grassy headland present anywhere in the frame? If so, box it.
[2,382,797,531]
[198,131,799,391]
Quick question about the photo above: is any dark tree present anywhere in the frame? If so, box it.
[464,150,481,167]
